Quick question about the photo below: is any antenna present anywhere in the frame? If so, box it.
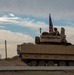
[40,28,42,34]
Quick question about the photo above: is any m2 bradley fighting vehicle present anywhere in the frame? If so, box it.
[17,14,74,66]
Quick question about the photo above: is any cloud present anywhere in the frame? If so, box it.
[0,29,34,58]
[0,14,48,30]
[0,30,34,43]
[0,26,5,28]
[10,13,15,17]
[0,14,19,25]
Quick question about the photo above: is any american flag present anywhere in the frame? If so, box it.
[49,14,53,32]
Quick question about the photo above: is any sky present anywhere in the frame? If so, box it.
[0,0,74,58]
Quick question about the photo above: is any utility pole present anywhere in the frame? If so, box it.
[5,40,7,59]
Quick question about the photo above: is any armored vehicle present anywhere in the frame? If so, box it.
[17,14,74,66]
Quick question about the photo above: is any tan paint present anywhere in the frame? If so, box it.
[17,44,74,61]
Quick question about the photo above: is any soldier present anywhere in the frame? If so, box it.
[54,28,59,35]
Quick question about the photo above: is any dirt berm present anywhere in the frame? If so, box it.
[0,56,27,66]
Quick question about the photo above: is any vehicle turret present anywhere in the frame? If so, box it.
[35,14,69,45]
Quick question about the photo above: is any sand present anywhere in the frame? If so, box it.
[0,56,28,66]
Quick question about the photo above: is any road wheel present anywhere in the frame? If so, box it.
[30,60,37,66]
[47,61,54,66]
[38,60,46,66]
[59,61,66,66]
[68,62,74,66]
